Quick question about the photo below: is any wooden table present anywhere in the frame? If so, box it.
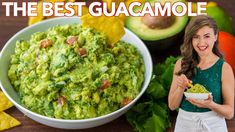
[0,0,235,132]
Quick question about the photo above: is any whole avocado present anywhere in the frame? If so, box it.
[206,6,234,34]
[125,0,189,50]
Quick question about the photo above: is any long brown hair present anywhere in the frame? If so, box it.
[177,15,223,79]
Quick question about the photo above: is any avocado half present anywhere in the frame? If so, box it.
[125,0,189,50]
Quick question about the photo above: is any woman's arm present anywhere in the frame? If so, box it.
[188,62,234,119]
[210,62,234,119]
[168,59,191,110]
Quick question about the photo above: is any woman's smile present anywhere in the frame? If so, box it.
[197,45,208,51]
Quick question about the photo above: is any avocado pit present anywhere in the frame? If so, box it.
[142,14,175,29]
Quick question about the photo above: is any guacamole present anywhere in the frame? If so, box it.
[8,24,145,119]
[186,84,209,93]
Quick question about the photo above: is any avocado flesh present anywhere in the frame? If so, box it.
[126,16,188,41]
[125,0,189,42]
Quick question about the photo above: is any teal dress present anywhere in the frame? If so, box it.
[180,58,224,112]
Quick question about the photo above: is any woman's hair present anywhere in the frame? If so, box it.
[177,15,223,79]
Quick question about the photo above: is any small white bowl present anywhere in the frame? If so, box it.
[184,92,212,100]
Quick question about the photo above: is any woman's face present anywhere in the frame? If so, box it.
[192,26,217,57]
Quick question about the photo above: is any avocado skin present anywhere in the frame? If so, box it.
[207,6,234,34]
[143,29,185,51]
[125,16,188,50]
[125,0,189,50]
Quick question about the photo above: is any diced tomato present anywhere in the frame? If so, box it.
[40,39,53,48]
[58,96,66,106]
[122,98,132,106]
[100,80,111,90]
[66,36,77,45]
[76,48,87,57]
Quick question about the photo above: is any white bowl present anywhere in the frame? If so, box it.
[0,17,152,129]
[184,92,212,100]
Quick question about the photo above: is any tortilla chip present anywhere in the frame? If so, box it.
[102,0,146,22]
[102,0,125,22]
[81,14,125,46]
[28,0,88,25]
[125,0,146,7]
[67,2,88,16]
[81,6,89,15]
[0,112,21,131]
[103,0,122,11]
[28,1,44,25]
[0,91,13,112]
[45,0,76,2]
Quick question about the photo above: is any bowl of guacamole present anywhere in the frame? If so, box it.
[0,17,152,129]
[184,83,211,100]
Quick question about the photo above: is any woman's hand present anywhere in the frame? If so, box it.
[176,74,192,90]
[187,94,215,108]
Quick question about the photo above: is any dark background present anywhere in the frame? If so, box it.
[0,0,235,131]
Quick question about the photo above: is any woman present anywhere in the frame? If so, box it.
[168,15,234,132]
